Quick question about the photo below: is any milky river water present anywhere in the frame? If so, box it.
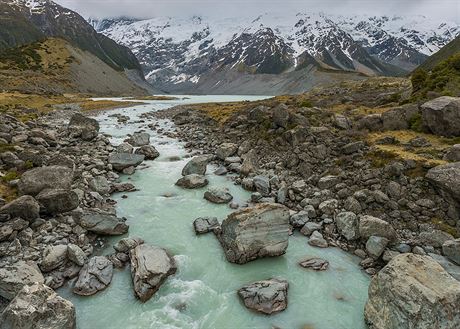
[59,95,370,329]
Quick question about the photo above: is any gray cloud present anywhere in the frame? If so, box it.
[55,0,460,22]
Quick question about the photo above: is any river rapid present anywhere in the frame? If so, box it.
[59,95,370,329]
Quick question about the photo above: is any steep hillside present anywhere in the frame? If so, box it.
[416,36,460,71]
[0,38,150,96]
[92,13,458,95]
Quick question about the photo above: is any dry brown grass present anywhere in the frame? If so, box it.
[125,95,178,101]
[79,99,142,112]
[185,102,249,124]
[0,183,17,203]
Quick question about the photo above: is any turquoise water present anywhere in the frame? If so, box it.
[60,95,370,329]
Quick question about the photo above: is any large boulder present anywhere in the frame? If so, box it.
[18,166,73,196]
[426,162,460,206]
[127,132,150,146]
[218,203,290,264]
[73,256,113,296]
[0,283,76,329]
[68,113,99,141]
[336,212,359,241]
[130,244,177,302]
[216,143,238,160]
[175,174,208,189]
[0,261,44,300]
[365,253,460,329]
[36,189,79,215]
[108,153,144,172]
[77,211,128,235]
[0,196,40,221]
[359,215,397,241]
[40,245,68,273]
[89,176,110,195]
[193,217,220,234]
[237,278,289,315]
[421,96,460,137]
[204,187,233,204]
[134,145,160,160]
[272,104,290,128]
[181,155,209,176]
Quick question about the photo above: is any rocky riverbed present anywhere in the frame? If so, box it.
[1,94,460,328]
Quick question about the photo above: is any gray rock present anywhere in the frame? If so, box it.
[219,203,289,264]
[68,113,99,141]
[429,253,460,281]
[216,143,238,160]
[335,114,352,130]
[365,254,460,329]
[300,222,322,236]
[299,257,329,271]
[130,244,177,302]
[73,256,113,296]
[40,245,68,272]
[419,229,454,248]
[359,215,397,241]
[366,236,389,259]
[289,211,310,228]
[214,166,228,176]
[182,155,209,176]
[238,278,288,315]
[444,144,460,162]
[36,189,79,214]
[67,244,87,266]
[336,211,359,241]
[204,187,233,204]
[193,217,220,234]
[0,195,40,221]
[116,142,134,154]
[317,175,339,189]
[273,104,290,128]
[240,149,257,176]
[127,132,150,146]
[421,96,460,137]
[108,153,144,172]
[78,211,128,235]
[253,175,270,196]
[0,261,44,300]
[113,237,144,253]
[135,145,160,160]
[89,176,111,195]
[342,141,365,155]
[308,231,328,248]
[0,283,76,329]
[443,239,460,265]
[18,166,73,196]
[318,199,338,216]
[175,174,208,189]
[426,162,460,206]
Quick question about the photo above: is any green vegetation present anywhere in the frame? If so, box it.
[408,113,423,132]
[1,170,19,182]
[0,41,43,71]
[411,52,460,100]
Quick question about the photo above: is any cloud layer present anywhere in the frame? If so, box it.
[55,0,460,22]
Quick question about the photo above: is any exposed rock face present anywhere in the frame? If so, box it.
[181,155,209,176]
[238,278,289,315]
[218,203,290,264]
[73,256,113,296]
[0,195,40,221]
[0,283,76,329]
[108,153,145,172]
[359,215,397,241]
[0,261,44,300]
[129,244,177,302]
[193,217,220,234]
[78,211,129,235]
[68,113,100,141]
[204,187,233,204]
[127,132,150,146]
[134,145,160,160]
[421,97,460,137]
[36,189,79,214]
[18,166,73,196]
[426,162,460,206]
[335,211,359,241]
[175,174,208,189]
[365,254,460,329]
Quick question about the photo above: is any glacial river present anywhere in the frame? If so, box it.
[60,95,370,329]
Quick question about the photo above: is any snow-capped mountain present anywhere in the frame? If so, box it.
[90,13,459,94]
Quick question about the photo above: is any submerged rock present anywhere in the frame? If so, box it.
[78,211,128,235]
[204,187,233,204]
[130,244,177,302]
[175,174,208,189]
[73,256,113,296]
[299,258,329,271]
[365,253,460,329]
[218,203,289,264]
[0,261,44,300]
[0,283,76,329]
[238,278,289,315]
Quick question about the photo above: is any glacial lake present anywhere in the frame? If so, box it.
[59,95,370,329]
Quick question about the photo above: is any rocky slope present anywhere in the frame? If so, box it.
[0,0,154,95]
[91,13,459,94]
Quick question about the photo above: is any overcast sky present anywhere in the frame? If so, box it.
[54,0,460,22]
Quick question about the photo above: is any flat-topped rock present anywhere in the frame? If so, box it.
[204,187,233,204]
[127,132,150,146]
[78,211,128,235]
[0,260,44,300]
[238,278,289,315]
[36,189,79,214]
[18,166,73,196]
[109,153,145,172]
[365,253,460,329]
[218,203,289,264]
[73,256,113,296]
[421,96,460,137]
[130,244,177,302]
